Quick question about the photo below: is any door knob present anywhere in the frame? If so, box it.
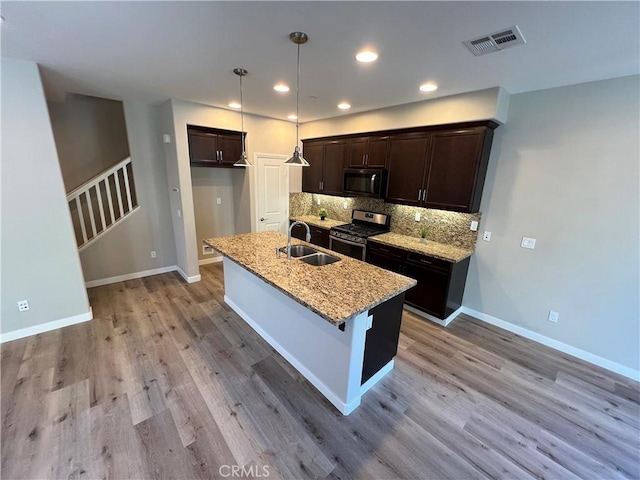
[260,217,266,222]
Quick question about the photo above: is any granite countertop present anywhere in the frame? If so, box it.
[204,231,416,326]
[369,232,474,263]
[289,215,346,229]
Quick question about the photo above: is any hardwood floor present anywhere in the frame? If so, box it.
[2,263,638,479]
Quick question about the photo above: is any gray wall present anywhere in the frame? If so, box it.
[78,100,177,282]
[191,167,237,261]
[1,57,90,334]
[48,93,130,192]
[465,75,640,371]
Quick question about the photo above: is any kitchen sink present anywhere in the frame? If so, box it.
[279,245,318,257]
[298,252,341,266]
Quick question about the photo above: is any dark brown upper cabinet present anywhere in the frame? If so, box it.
[385,124,496,212]
[348,135,388,168]
[302,139,348,195]
[302,120,497,210]
[187,125,243,168]
[385,133,431,206]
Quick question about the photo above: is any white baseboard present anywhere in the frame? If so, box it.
[85,265,178,288]
[404,305,462,327]
[177,267,201,283]
[198,256,223,266]
[1,309,93,343]
[461,307,640,382]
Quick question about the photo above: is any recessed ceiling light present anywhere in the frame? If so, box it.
[356,50,378,63]
[274,84,290,93]
[228,102,241,109]
[419,82,438,92]
[337,103,351,110]
[287,114,298,120]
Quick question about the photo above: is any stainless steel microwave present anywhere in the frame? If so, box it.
[343,168,387,198]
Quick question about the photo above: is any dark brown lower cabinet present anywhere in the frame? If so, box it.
[289,222,330,249]
[367,241,470,321]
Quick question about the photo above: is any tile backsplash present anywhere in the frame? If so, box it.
[290,192,481,249]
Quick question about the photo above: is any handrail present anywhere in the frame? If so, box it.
[66,157,131,200]
[66,156,137,250]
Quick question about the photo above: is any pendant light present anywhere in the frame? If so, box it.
[285,31,309,166]
[233,67,251,167]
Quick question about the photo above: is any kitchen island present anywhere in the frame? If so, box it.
[204,231,416,414]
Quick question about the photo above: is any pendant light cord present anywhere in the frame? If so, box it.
[295,39,300,149]
[240,73,246,154]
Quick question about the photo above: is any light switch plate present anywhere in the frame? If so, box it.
[470,221,478,231]
[162,133,171,144]
[216,197,222,205]
[548,310,559,323]
[521,237,536,249]
[483,231,491,241]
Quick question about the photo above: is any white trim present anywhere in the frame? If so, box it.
[225,294,354,415]
[1,309,93,343]
[361,360,394,396]
[177,267,201,284]
[461,307,640,381]
[85,265,178,288]
[404,305,462,327]
[198,256,223,266]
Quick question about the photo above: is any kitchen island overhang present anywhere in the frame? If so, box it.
[205,232,416,415]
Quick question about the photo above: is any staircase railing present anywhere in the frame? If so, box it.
[66,157,139,251]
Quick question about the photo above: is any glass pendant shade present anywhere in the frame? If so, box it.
[233,68,251,167]
[284,31,309,167]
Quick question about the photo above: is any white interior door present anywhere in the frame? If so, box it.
[256,153,289,233]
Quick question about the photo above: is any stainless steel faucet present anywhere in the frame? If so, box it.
[287,221,311,260]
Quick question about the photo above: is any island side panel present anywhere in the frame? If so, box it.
[221,258,370,415]
[361,293,405,385]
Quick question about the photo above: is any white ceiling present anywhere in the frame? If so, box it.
[2,1,638,122]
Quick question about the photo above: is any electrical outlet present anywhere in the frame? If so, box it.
[343,202,348,209]
[162,133,171,144]
[17,300,29,312]
[317,198,321,205]
[521,237,536,249]
[203,245,214,255]
[483,231,492,241]
[150,251,157,259]
[216,197,222,205]
[414,212,421,222]
[548,310,559,323]
[177,209,181,218]
[470,221,478,231]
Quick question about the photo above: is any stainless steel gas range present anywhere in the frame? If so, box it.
[329,210,390,261]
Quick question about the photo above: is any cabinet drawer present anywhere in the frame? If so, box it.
[406,252,451,272]
[368,242,404,260]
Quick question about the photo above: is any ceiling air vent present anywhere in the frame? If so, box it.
[464,25,526,56]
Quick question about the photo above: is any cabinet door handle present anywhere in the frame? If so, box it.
[420,259,432,264]
[220,150,223,163]
[422,188,427,201]
[417,189,422,201]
